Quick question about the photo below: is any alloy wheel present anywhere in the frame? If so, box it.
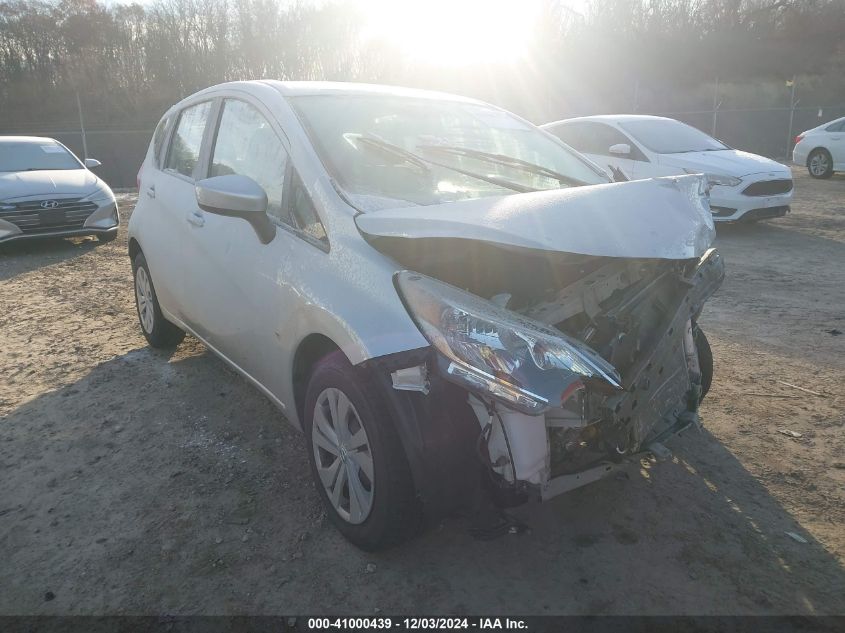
[311,387,375,524]
[809,152,829,176]
[135,266,155,334]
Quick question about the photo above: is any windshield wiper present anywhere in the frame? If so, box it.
[351,134,535,193]
[353,135,431,173]
[417,145,587,188]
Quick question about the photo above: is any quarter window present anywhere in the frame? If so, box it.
[152,113,171,167]
[211,99,288,221]
[288,170,327,243]
[165,101,212,178]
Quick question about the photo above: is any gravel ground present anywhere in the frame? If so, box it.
[1,168,843,615]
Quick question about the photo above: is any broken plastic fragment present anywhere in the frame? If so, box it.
[785,531,808,544]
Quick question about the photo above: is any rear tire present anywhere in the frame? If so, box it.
[807,149,834,179]
[303,352,421,550]
[694,325,713,401]
[132,252,185,349]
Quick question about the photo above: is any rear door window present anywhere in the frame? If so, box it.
[165,101,212,178]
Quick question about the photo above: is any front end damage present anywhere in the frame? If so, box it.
[463,249,723,500]
[380,249,723,505]
[357,175,725,509]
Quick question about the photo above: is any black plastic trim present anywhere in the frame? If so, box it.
[357,347,482,520]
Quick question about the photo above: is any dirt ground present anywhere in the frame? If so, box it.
[1,168,843,616]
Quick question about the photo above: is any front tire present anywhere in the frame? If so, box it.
[303,352,420,550]
[132,252,185,349]
[97,231,117,243]
[807,149,834,179]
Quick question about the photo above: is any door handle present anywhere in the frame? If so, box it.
[146,185,155,199]
[186,211,205,227]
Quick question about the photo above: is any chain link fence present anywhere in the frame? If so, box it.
[3,102,844,189]
[654,105,845,161]
[0,125,153,189]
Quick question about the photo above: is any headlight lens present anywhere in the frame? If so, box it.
[705,173,742,187]
[395,271,622,414]
[81,187,116,204]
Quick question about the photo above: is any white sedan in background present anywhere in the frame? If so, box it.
[542,115,794,223]
[793,116,845,179]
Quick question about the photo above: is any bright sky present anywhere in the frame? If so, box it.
[105,0,587,67]
[359,0,546,66]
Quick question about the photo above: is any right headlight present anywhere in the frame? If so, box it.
[395,271,622,414]
[704,173,742,188]
[80,186,116,205]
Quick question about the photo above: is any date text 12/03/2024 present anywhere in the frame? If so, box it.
[307,618,529,630]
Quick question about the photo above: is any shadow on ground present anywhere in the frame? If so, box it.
[0,237,102,282]
[1,343,843,615]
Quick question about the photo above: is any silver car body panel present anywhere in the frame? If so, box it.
[0,167,100,200]
[0,137,117,242]
[128,81,720,500]
[355,175,715,260]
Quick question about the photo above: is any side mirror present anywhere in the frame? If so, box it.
[609,143,632,156]
[84,158,102,169]
[195,174,276,244]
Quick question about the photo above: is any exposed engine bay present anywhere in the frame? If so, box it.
[387,244,724,500]
[360,175,724,500]
[468,248,723,499]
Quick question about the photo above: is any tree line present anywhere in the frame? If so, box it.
[1,0,843,131]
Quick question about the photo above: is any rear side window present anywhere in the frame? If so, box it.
[825,120,845,132]
[152,114,171,167]
[211,99,288,220]
[165,101,212,178]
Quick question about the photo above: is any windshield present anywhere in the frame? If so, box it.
[0,141,82,172]
[619,119,728,154]
[289,95,608,207]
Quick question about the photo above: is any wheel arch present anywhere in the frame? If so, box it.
[128,236,142,262]
[292,333,345,426]
[806,146,832,165]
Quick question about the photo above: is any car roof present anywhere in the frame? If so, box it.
[0,136,60,144]
[189,80,488,106]
[542,114,675,127]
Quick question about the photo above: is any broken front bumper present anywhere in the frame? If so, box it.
[368,249,725,514]
[497,248,725,500]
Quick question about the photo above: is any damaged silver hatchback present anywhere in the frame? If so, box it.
[130,81,723,550]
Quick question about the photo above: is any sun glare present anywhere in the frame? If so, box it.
[360,0,542,67]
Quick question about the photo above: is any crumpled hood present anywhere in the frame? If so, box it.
[356,175,715,261]
[659,149,790,178]
[0,169,99,201]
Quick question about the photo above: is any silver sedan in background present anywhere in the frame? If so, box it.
[0,136,118,244]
